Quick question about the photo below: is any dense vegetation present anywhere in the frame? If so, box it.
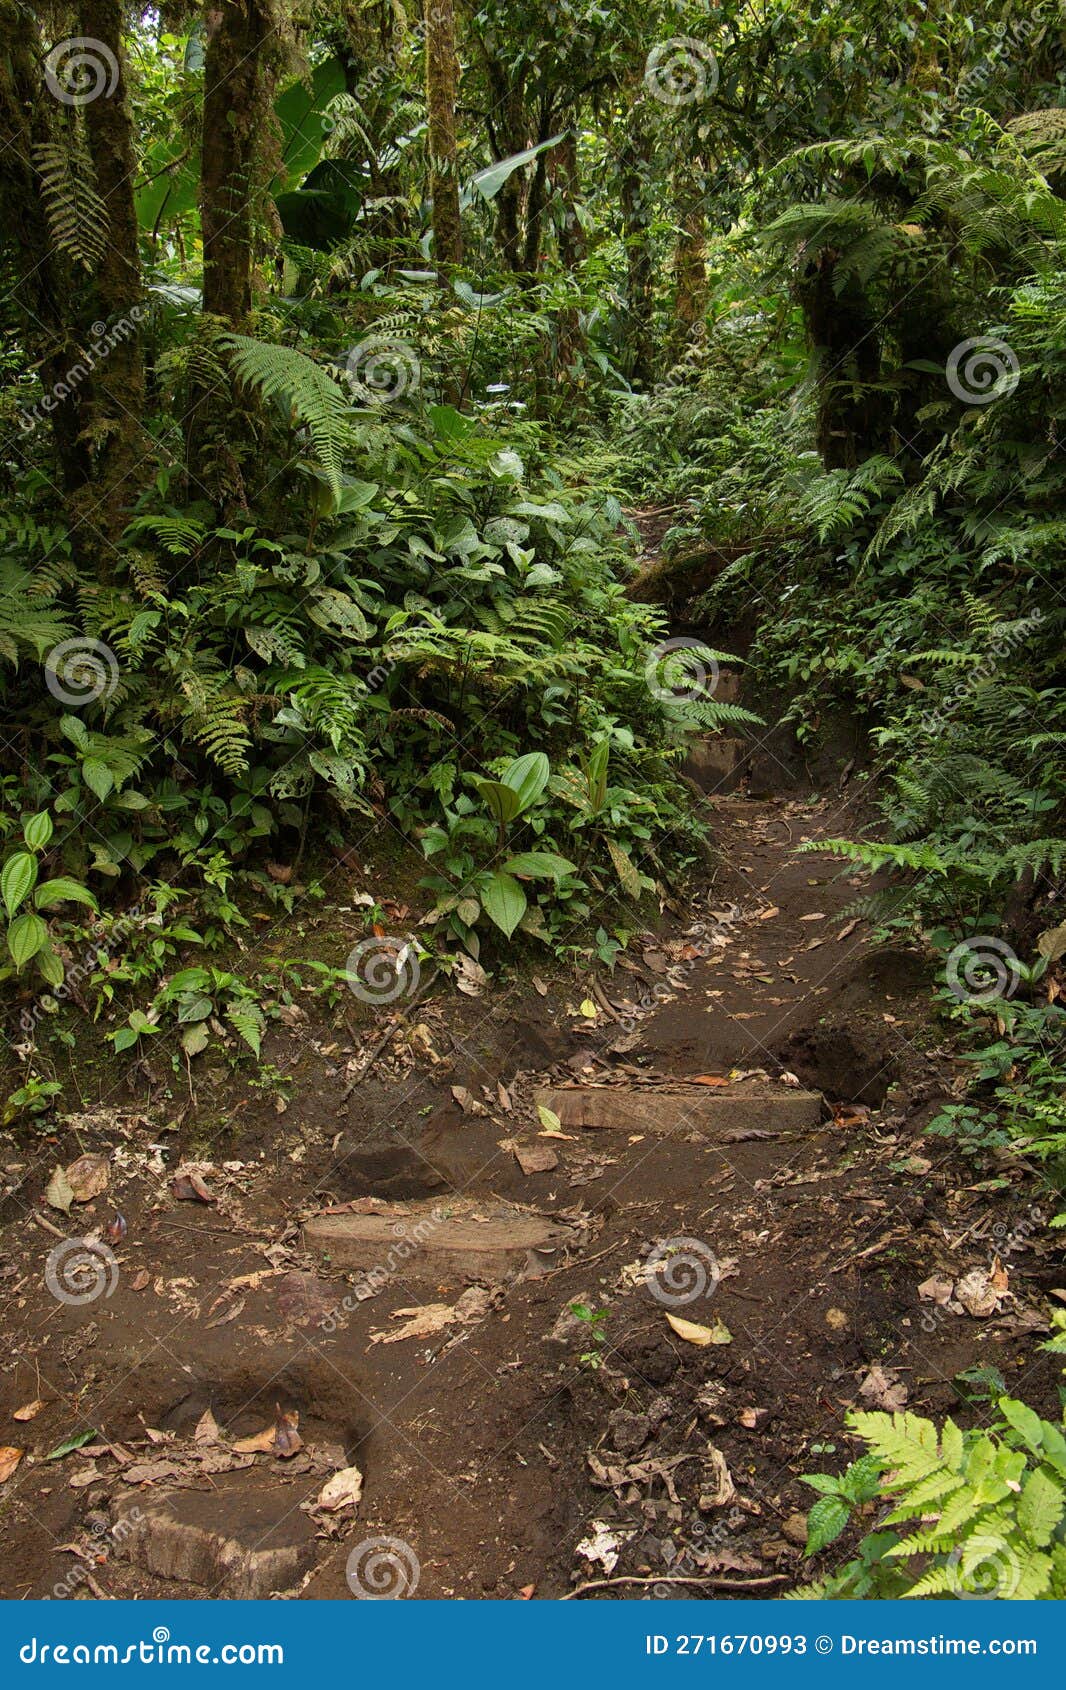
[1,0,1066,1593]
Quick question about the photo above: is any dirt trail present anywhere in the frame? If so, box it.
[0,774,1060,1601]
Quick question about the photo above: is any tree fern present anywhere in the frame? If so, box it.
[222,334,355,499]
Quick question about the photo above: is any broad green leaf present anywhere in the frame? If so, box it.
[464,134,567,204]
[181,1023,210,1057]
[472,778,522,826]
[502,752,550,813]
[33,878,98,912]
[8,911,46,968]
[480,872,527,938]
[2,851,37,919]
[36,944,65,987]
[22,812,53,851]
[501,850,576,880]
[81,758,113,800]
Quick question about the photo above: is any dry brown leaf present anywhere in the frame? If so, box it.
[918,1274,954,1305]
[170,1170,216,1204]
[234,1407,302,1458]
[0,1446,24,1482]
[665,1312,732,1347]
[316,1464,364,1514]
[689,1075,729,1087]
[13,1400,45,1423]
[698,1445,736,1510]
[193,1408,220,1445]
[65,1153,109,1203]
[858,1364,909,1412]
[370,1303,456,1345]
[45,1165,74,1214]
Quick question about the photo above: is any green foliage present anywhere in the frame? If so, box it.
[793,1397,1066,1600]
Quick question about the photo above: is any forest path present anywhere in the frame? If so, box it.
[2,766,1055,1601]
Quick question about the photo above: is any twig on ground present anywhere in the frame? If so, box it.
[562,1572,790,1599]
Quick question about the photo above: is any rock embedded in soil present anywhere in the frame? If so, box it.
[112,1486,318,1598]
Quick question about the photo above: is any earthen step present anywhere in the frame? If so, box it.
[683,735,750,795]
[534,1084,823,1138]
[113,1486,317,1599]
[303,1201,577,1282]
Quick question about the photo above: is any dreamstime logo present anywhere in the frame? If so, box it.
[946,337,1020,405]
[345,1536,420,1598]
[44,638,119,709]
[644,636,719,705]
[644,38,719,106]
[346,336,421,404]
[945,936,1020,1004]
[947,1534,1022,1599]
[645,1236,720,1306]
[45,37,119,107]
[49,1509,142,1599]
[345,935,420,1005]
[19,307,149,437]
[45,1237,119,1306]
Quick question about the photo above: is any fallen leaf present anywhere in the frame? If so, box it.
[665,1312,732,1347]
[130,1269,150,1292]
[13,1400,45,1423]
[918,1274,954,1305]
[578,998,598,1019]
[955,1263,1010,1319]
[689,1075,729,1087]
[204,1295,246,1329]
[698,1445,736,1510]
[169,1170,216,1204]
[451,1085,487,1116]
[45,1165,74,1214]
[370,1303,456,1344]
[858,1364,909,1411]
[194,1408,220,1445]
[105,1212,128,1244]
[575,1520,626,1573]
[454,954,488,996]
[45,1429,97,1461]
[316,1464,364,1513]
[64,1154,109,1203]
[234,1407,302,1458]
[0,1447,24,1482]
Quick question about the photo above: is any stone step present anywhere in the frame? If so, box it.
[534,1083,823,1139]
[303,1201,577,1283]
[113,1486,317,1599]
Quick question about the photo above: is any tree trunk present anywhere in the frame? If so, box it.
[0,1,88,495]
[423,0,462,282]
[670,196,706,362]
[619,97,655,387]
[78,0,147,565]
[552,128,585,385]
[201,0,283,326]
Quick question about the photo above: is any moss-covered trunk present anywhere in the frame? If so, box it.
[78,0,147,567]
[200,0,283,326]
[424,0,462,282]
